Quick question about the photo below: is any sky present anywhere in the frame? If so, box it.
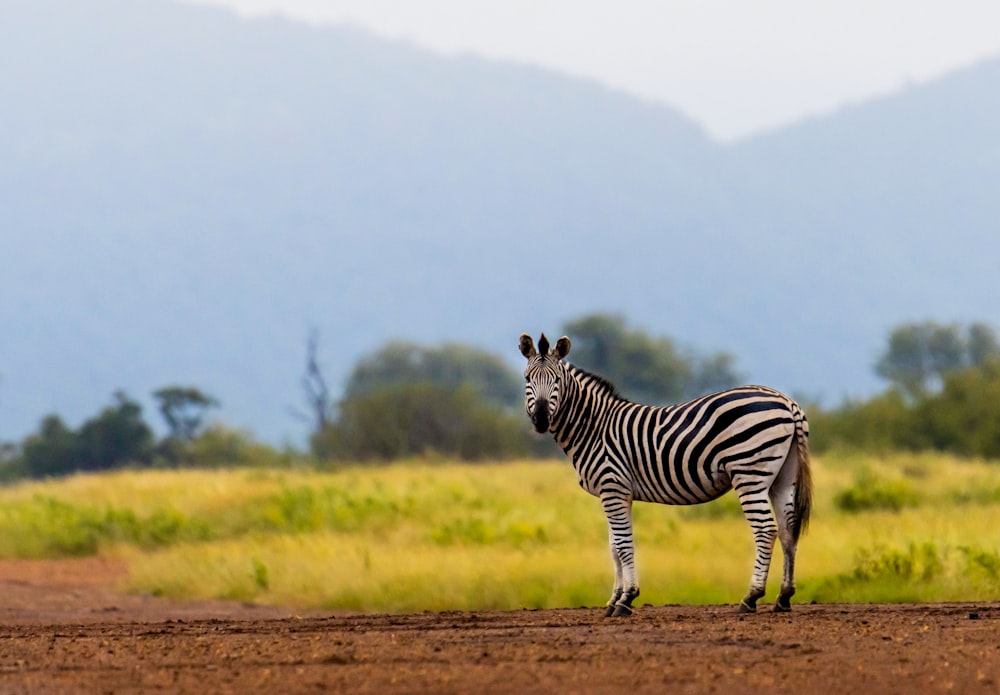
[182,0,1000,141]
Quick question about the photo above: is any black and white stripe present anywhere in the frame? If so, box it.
[519,332,813,616]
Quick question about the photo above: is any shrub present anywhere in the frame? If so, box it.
[808,391,914,454]
[174,425,283,468]
[833,471,919,512]
[957,546,1000,578]
[849,542,944,582]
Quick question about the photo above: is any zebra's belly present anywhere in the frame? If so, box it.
[631,459,732,505]
[632,481,731,505]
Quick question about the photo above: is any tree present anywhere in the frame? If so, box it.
[688,352,744,398]
[967,322,1000,367]
[313,382,536,461]
[153,386,219,442]
[21,414,79,478]
[20,392,155,478]
[911,359,1000,458]
[297,328,334,435]
[75,391,154,471]
[344,341,522,408]
[561,313,742,404]
[311,339,547,461]
[875,321,1000,398]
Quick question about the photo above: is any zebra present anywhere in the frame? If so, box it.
[519,332,812,617]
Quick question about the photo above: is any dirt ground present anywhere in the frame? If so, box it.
[0,558,997,694]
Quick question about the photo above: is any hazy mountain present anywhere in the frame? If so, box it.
[716,57,1000,389]
[2,0,998,443]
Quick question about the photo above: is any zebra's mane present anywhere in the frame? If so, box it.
[566,363,628,401]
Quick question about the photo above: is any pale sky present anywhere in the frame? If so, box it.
[183,0,1000,141]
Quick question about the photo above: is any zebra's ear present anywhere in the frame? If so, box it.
[519,333,536,358]
[554,336,571,359]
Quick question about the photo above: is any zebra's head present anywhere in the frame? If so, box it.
[519,332,571,433]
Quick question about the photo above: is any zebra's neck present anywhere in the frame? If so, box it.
[564,363,630,403]
[550,363,630,455]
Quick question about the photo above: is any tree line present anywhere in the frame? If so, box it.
[811,321,1000,457]
[2,314,999,481]
[309,313,743,461]
[1,386,230,481]
[0,313,742,479]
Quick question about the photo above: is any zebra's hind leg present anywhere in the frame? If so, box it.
[734,475,778,614]
[769,453,801,612]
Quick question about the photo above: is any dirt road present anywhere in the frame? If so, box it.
[0,558,996,694]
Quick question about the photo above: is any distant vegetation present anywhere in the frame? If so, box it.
[0,311,741,478]
[0,387,274,483]
[2,316,999,482]
[560,314,742,404]
[309,340,542,461]
[811,320,1000,458]
[309,312,741,462]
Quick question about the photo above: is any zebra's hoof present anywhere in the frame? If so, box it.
[610,604,633,618]
[737,599,757,614]
[604,604,617,618]
[774,595,793,612]
[773,602,792,613]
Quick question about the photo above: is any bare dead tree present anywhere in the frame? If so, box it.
[300,327,333,434]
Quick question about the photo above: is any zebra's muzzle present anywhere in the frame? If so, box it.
[531,400,550,433]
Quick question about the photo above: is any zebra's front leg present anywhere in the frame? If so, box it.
[601,491,639,618]
[735,481,778,614]
[604,528,625,616]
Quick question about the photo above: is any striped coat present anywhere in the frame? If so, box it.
[520,333,812,616]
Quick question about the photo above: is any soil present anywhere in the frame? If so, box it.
[0,558,997,694]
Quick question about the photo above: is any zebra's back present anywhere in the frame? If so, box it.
[609,386,801,506]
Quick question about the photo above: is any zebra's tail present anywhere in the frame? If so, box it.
[792,405,813,543]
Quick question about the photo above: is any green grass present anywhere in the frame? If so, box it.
[1,452,999,612]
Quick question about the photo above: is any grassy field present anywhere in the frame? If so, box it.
[0,452,999,612]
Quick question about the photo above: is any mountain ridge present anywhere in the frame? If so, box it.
[2,0,998,443]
